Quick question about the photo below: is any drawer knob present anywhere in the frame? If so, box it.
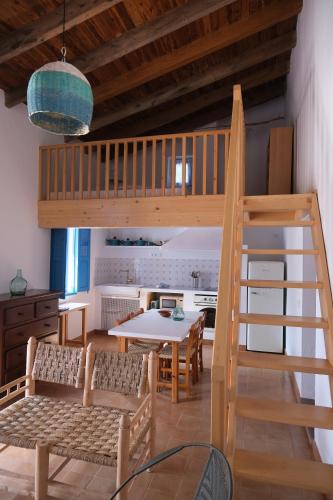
[45,306,51,309]
[44,323,51,327]
[17,312,24,316]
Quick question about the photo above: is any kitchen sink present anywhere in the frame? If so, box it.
[97,284,143,298]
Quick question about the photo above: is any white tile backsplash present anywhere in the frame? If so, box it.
[95,257,219,289]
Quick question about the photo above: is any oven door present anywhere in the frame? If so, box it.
[199,307,216,341]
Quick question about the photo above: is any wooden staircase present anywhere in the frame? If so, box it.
[211,86,333,495]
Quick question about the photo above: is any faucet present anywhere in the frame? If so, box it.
[119,269,133,284]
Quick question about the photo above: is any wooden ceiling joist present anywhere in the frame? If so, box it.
[5,0,235,108]
[91,31,296,131]
[0,0,122,66]
[163,78,287,135]
[90,60,290,139]
[91,0,302,106]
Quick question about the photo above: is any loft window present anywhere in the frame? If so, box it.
[50,229,91,298]
[167,156,192,188]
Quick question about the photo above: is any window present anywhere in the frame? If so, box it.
[50,228,91,297]
[167,156,192,188]
[65,228,79,295]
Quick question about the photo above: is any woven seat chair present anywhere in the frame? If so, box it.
[83,344,157,500]
[158,322,199,397]
[0,337,157,500]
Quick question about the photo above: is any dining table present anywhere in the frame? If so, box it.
[108,309,204,403]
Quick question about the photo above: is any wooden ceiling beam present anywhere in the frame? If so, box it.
[159,79,287,135]
[0,0,122,66]
[91,31,296,131]
[5,0,236,108]
[91,0,302,106]
[88,60,290,140]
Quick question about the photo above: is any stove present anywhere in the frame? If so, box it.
[193,293,218,307]
[192,293,217,341]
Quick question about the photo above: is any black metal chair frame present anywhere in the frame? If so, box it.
[110,442,233,500]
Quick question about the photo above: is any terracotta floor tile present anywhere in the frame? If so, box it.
[142,487,176,500]
[85,475,117,495]
[55,470,93,489]
[148,471,183,495]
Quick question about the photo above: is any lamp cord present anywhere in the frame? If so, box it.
[61,0,66,61]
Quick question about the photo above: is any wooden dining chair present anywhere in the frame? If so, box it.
[157,322,199,397]
[179,313,205,380]
[197,313,206,373]
[116,309,162,354]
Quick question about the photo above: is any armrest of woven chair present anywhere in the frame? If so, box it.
[0,375,30,406]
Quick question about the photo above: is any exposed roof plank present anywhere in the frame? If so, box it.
[91,31,296,131]
[74,0,236,74]
[0,0,122,66]
[91,0,301,105]
[5,0,236,107]
[166,80,286,135]
[90,60,290,138]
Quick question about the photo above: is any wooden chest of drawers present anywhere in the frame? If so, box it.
[0,290,60,384]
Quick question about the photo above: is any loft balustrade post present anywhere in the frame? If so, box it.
[211,85,243,452]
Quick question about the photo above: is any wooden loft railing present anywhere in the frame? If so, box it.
[38,130,230,202]
[211,85,245,451]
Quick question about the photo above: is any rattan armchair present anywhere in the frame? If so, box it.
[0,337,157,500]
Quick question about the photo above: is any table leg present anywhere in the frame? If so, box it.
[82,308,87,347]
[119,337,128,353]
[172,341,179,403]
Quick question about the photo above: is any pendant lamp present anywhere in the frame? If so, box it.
[27,1,93,136]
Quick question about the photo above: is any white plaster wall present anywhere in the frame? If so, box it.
[286,0,333,463]
[0,90,61,294]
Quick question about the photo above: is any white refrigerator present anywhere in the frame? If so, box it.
[247,261,284,354]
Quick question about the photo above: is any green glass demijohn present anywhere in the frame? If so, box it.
[172,306,185,321]
[10,269,27,296]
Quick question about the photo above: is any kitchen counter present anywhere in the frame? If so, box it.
[140,286,217,295]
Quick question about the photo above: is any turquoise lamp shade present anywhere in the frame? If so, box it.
[27,61,93,136]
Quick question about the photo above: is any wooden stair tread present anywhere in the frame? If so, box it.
[236,396,333,429]
[241,280,322,289]
[242,194,313,212]
[239,313,328,328]
[234,449,333,494]
[238,351,333,375]
[243,220,314,227]
[241,249,319,255]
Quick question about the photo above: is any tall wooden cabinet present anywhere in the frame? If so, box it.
[0,290,60,384]
[267,127,293,195]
